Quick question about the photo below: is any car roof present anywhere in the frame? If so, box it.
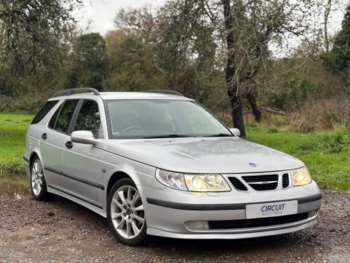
[49,92,193,101]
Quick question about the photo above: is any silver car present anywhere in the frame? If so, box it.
[24,88,321,245]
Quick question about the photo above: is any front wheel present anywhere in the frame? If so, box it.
[30,157,49,201]
[107,178,146,246]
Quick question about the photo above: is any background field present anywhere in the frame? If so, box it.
[1,113,349,192]
[0,114,32,175]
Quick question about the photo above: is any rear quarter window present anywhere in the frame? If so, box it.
[48,99,79,134]
[31,100,59,124]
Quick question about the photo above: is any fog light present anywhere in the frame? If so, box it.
[308,210,318,218]
[185,221,209,230]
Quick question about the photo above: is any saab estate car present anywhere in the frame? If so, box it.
[24,88,321,245]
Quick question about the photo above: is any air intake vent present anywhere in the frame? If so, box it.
[242,174,278,191]
[282,173,290,188]
[208,213,309,230]
[228,177,248,191]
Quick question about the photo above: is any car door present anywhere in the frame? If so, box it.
[60,99,107,208]
[41,99,80,190]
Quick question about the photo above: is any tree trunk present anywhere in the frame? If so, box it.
[247,90,262,122]
[230,93,246,137]
[324,0,332,53]
[223,0,246,137]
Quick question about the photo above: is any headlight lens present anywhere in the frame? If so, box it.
[156,169,231,192]
[156,170,187,191]
[184,174,230,192]
[292,167,312,186]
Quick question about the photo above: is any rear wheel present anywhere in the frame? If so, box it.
[30,157,49,201]
[107,178,146,246]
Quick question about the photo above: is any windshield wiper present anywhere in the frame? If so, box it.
[141,133,233,139]
[205,133,233,137]
[142,134,192,139]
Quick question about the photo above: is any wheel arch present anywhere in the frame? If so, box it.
[29,150,42,169]
[106,166,147,204]
[106,171,132,198]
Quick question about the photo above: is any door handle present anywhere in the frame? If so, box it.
[41,133,48,140]
[65,141,73,149]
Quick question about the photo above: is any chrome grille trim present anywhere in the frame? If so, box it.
[227,172,292,192]
[248,180,278,185]
[242,174,278,191]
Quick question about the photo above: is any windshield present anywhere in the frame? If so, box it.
[105,100,232,139]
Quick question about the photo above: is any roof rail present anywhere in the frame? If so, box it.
[146,89,184,96]
[52,88,100,97]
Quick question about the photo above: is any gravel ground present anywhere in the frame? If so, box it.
[0,192,349,263]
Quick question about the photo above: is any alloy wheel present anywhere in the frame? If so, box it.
[31,160,44,196]
[110,185,145,239]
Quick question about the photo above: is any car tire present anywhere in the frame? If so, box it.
[30,157,49,201]
[107,178,147,246]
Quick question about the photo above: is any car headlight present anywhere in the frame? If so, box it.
[156,169,231,192]
[292,167,312,186]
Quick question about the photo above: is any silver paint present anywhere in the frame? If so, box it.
[24,91,321,240]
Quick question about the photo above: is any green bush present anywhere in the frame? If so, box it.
[0,96,46,113]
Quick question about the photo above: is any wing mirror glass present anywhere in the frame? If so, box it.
[71,131,97,145]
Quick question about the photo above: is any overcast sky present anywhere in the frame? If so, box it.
[76,0,166,34]
[76,0,349,44]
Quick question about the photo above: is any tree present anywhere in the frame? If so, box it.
[66,33,108,90]
[0,0,79,74]
[155,1,220,99]
[0,0,79,96]
[105,29,165,91]
[160,0,313,137]
[107,7,223,103]
[324,0,333,53]
[105,9,166,91]
[325,5,350,75]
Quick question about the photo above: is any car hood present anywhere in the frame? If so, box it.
[101,137,304,174]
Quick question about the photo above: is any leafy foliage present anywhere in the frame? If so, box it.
[323,5,350,75]
[0,0,349,137]
[66,33,108,90]
[0,0,79,95]
[105,29,165,91]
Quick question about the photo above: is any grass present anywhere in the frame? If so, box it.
[0,113,349,192]
[0,113,33,175]
[248,127,350,191]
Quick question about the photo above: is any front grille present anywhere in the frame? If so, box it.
[242,174,278,191]
[228,177,248,191]
[282,173,290,188]
[208,213,309,230]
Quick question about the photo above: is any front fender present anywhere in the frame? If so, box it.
[106,160,157,206]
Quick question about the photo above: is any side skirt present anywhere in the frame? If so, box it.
[47,185,107,218]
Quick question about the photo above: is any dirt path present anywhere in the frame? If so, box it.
[0,192,349,263]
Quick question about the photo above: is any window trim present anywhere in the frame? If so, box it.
[47,99,80,136]
[68,99,83,135]
[103,99,233,140]
[48,100,64,131]
[103,99,112,139]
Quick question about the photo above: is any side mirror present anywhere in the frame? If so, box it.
[229,128,241,137]
[71,131,97,145]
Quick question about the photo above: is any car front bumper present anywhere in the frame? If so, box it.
[147,213,318,239]
[143,181,321,239]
